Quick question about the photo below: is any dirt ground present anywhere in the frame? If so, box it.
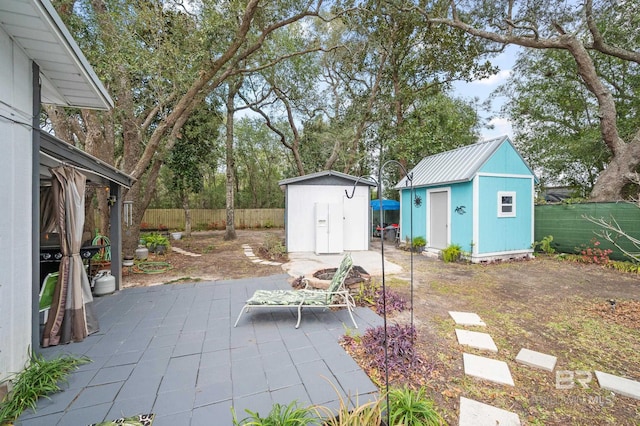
[123,230,640,425]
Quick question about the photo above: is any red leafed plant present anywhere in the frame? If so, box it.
[577,238,613,264]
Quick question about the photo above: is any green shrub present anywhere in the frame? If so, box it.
[0,352,90,424]
[232,400,318,425]
[412,236,426,249]
[533,235,556,254]
[261,234,287,260]
[141,232,169,249]
[441,244,462,263]
[386,386,445,426]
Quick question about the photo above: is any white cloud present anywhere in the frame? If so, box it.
[481,117,513,140]
[474,69,512,86]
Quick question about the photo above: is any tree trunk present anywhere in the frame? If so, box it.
[224,82,239,241]
[590,141,640,201]
[182,190,192,237]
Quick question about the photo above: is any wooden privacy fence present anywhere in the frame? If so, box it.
[535,202,640,261]
[139,209,284,230]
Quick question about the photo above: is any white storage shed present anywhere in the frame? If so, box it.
[279,171,376,253]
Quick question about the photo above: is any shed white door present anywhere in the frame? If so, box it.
[429,190,449,249]
[343,195,367,250]
[315,202,343,254]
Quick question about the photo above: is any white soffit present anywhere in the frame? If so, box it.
[0,0,113,110]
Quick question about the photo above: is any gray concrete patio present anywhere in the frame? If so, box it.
[19,274,383,425]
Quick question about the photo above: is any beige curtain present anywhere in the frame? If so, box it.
[42,166,99,347]
[40,187,57,233]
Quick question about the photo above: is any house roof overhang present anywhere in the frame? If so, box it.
[278,170,377,187]
[0,0,113,110]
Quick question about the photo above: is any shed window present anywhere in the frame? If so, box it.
[498,192,516,217]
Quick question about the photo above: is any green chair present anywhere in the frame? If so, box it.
[39,272,58,323]
[234,254,358,329]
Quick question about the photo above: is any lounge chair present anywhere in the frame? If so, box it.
[234,254,358,329]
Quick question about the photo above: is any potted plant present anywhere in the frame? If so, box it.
[411,236,426,253]
[142,233,170,254]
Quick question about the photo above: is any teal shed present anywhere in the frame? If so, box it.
[395,136,536,263]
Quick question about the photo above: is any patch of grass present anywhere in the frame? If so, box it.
[0,351,90,424]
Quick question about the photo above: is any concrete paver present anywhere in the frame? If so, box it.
[463,353,514,386]
[458,397,521,426]
[595,371,640,400]
[515,348,557,372]
[449,311,486,327]
[455,329,498,352]
[19,274,379,425]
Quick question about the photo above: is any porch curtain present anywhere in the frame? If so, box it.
[42,166,99,347]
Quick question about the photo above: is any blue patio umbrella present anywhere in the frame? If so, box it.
[370,199,399,211]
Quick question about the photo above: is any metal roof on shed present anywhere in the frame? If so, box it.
[279,170,376,187]
[395,136,523,189]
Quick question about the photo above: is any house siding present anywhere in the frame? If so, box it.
[0,26,33,383]
[450,182,474,253]
[399,187,427,243]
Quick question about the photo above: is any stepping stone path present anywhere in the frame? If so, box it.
[242,244,282,266]
[451,311,519,425]
[516,348,557,372]
[595,371,640,400]
[458,397,521,426]
[463,353,514,386]
[171,246,201,257]
[449,311,486,327]
[451,310,640,425]
[455,329,497,353]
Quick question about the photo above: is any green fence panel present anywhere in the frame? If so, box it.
[534,202,640,261]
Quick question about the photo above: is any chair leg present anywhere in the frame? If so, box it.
[234,305,249,327]
[295,304,303,328]
[346,296,358,329]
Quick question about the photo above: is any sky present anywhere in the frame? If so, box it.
[452,45,520,141]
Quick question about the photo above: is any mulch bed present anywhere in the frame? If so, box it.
[586,300,640,329]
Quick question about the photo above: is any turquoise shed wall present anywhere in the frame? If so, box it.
[475,175,534,254]
[449,181,474,253]
[480,141,532,175]
[399,187,427,243]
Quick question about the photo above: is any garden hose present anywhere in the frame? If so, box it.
[92,234,111,260]
[132,261,172,274]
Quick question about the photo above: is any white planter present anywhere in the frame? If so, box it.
[171,232,182,240]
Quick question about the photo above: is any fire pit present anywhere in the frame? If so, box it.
[295,265,371,290]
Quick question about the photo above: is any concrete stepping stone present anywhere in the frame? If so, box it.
[515,348,557,372]
[459,397,521,426]
[171,247,202,257]
[463,353,514,386]
[455,329,497,352]
[449,311,486,327]
[595,371,640,400]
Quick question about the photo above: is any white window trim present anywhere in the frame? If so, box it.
[498,191,516,217]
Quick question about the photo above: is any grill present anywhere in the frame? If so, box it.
[40,244,104,262]
[39,233,106,285]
